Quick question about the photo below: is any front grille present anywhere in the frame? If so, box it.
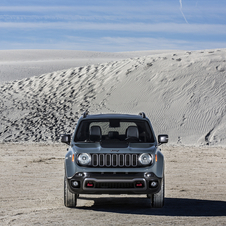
[90,153,139,167]
[95,182,134,189]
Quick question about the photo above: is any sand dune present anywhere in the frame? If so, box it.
[0,49,175,84]
[0,49,226,145]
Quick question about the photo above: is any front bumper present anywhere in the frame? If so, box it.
[67,172,162,195]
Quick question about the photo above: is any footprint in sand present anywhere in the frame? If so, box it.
[216,65,225,72]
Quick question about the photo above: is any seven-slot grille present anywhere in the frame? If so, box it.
[90,153,139,167]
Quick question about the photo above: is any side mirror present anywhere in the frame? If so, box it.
[61,134,71,145]
[158,134,168,144]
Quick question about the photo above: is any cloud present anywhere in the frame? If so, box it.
[1,36,226,52]
[1,22,226,34]
[0,5,176,13]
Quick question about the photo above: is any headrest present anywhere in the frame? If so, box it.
[126,126,139,139]
[90,126,102,142]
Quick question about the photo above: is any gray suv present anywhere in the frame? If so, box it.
[61,111,168,208]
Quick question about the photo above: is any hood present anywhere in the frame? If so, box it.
[72,142,156,154]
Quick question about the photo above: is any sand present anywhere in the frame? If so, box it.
[0,49,226,145]
[0,49,226,225]
[0,50,175,84]
[0,143,225,225]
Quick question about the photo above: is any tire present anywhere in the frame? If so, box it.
[152,175,165,208]
[64,177,77,207]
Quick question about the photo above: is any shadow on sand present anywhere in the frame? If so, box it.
[77,196,226,216]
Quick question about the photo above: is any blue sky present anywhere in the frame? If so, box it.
[1,0,226,51]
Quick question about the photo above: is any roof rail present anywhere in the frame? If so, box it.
[139,112,146,118]
[83,110,89,118]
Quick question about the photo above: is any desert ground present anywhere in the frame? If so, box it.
[0,143,225,226]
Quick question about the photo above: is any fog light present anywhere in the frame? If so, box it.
[71,180,80,188]
[86,182,94,187]
[136,182,144,188]
[146,173,152,177]
[150,181,158,188]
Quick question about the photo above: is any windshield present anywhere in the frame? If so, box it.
[74,119,155,144]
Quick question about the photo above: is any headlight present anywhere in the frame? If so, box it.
[77,153,91,165]
[138,153,152,165]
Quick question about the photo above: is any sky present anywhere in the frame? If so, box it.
[0,0,226,52]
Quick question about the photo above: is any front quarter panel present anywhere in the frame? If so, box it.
[65,147,76,178]
[152,148,164,178]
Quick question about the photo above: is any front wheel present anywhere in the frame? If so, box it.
[64,177,77,207]
[152,175,165,208]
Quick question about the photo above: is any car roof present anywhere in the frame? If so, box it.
[81,113,148,120]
